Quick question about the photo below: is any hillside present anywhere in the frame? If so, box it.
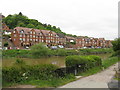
[2,12,77,37]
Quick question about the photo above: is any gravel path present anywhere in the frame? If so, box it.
[59,63,118,88]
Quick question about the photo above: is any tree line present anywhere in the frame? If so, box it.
[2,12,77,37]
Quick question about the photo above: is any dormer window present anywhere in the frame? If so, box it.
[30,31,32,34]
[20,30,24,34]
[39,33,42,35]
[33,31,35,34]
[56,35,59,37]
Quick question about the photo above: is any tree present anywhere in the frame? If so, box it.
[112,38,120,51]
[26,24,35,28]
[19,12,23,16]
[30,43,50,58]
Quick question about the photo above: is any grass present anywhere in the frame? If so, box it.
[78,66,102,76]
[3,74,76,88]
[3,56,119,88]
[102,57,119,69]
[78,56,119,77]
[23,74,76,88]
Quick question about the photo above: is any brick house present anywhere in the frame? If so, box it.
[75,36,85,48]
[11,27,63,48]
[105,40,112,48]
[11,27,44,48]
[57,33,66,46]
[41,30,60,47]
[65,36,76,48]
[11,27,112,49]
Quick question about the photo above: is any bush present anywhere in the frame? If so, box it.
[30,43,51,58]
[2,64,59,86]
[65,55,102,74]
[56,49,67,56]
[112,38,120,52]
[3,49,30,58]
[79,48,113,55]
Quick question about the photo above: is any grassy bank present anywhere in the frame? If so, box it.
[3,55,119,88]
[3,48,113,58]
[79,57,119,77]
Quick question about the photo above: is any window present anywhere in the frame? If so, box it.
[23,38,25,41]
[30,31,32,34]
[20,34,22,37]
[39,33,41,35]
[30,39,32,41]
[14,34,16,37]
[33,39,35,41]
[30,35,32,38]
[13,31,15,33]
[33,32,35,34]
[20,38,22,41]
[14,39,16,41]
[33,35,35,38]
[27,39,29,41]
[42,40,44,42]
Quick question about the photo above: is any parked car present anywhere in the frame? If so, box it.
[50,46,58,50]
[58,45,64,48]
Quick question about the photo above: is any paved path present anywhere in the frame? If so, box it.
[59,63,118,88]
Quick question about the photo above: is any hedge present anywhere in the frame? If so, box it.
[65,55,102,73]
[2,64,59,85]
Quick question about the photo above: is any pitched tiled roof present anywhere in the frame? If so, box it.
[41,30,50,36]
[57,33,65,38]
[14,27,33,34]
[65,36,75,39]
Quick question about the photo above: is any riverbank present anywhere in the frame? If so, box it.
[2,48,113,58]
[3,56,119,88]
[60,63,119,88]
[2,53,112,67]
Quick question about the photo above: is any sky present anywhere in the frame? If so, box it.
[1,0,119,40]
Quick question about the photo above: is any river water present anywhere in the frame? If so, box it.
[2,53,112,67]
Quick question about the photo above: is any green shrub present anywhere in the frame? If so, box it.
[79,48,113,55]
[30,43,51,58]
[55,49,67,56]
[3,49,30,58]
[65,55,102,73]
[2,64,59,86]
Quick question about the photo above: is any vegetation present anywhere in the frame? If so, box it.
[3,49,30,58]
[3,12,65,34]
[79,48,113,55]
[76,57,119,77]
[65,55,102,74]
[112,38,120,52]
[3,48,113,58]
[30,43,51,58]
[2,59,75,87]
[3,55,119,87]
[111,38,120,57]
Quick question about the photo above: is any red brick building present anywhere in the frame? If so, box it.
[11,27,66,48]
[11,27,44,48]
[11,27,112,49]
[75,37,112,49]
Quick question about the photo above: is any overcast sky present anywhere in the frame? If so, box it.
[1,0,119,40]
